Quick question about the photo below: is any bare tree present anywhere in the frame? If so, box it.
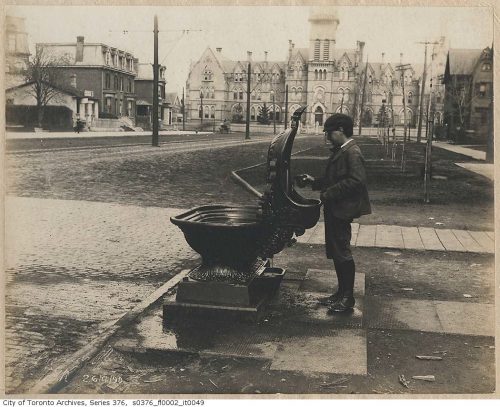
[24,46,71,128]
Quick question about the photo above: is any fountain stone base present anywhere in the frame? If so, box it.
[163,259,285,322]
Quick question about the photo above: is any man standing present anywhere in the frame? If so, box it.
[296,113,371,313]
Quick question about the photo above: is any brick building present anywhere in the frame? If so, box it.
[443,47,493,142]
[36,37,138,121]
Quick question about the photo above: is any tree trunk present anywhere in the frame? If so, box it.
[37,105,44,129]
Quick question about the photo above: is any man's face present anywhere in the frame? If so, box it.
[326,129,346,146]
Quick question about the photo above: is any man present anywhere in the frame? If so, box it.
[296,113,371,313]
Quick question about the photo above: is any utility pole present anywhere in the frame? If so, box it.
[358,58,369,136]
[245,62,251,140]
[181,87,185,131]
[424,58,435,203]
[284,84,289,130]
[152,15,159,146]
[416,41,439,144]
[271,91,276,135]
[396,63,412,172]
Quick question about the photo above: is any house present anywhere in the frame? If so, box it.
[443,47,493,142]
[134,63,168,129]
[36,37,138,122]
[164,93,183,126]
[6,80,99,130]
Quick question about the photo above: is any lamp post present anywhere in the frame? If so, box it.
[270,90,276,135]
[200,90,204,126]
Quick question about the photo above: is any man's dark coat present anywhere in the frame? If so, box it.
[312,139,371,221]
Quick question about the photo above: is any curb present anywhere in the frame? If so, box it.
[28,269,191,394]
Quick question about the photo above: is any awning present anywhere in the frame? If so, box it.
[136,99,152,106]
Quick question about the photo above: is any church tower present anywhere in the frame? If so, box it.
[308,6,339,62]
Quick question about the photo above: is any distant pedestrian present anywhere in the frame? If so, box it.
[296,114,371,313]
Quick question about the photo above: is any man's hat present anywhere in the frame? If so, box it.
[323,113,353,137]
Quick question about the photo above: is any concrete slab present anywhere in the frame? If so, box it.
[366,297,442,332]
[352,223,360,235]
[452,229,485,253]
[433,142,486,160]
[435,301,495,337]
[435,229,465,252]
[270,330,367,375]
[308,223,325,245]
[356,225,377,247]
[401,226,425,250]
[290,294,364,329]
[375,225,404,249]
[418,227,445,251]
[468,231,495,253]
[300,269,365,296]
[114,308,279,360]
[455,163,493,180]
[366,297,494,337]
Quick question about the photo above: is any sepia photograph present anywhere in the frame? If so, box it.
[2,0,497,398]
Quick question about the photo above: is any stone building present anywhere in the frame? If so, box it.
[185,7,431,130]
[5,15,30,88]
[443,47,493,142]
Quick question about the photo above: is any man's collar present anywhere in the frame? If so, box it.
[341,138,354,148]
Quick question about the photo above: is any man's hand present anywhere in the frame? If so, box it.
[294,174,315,188]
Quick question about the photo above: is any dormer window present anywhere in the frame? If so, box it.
[482,63,492,71]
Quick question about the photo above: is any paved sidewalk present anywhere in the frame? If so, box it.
[433,141,486,160]
[297,222,494,254]
[61,244,495,394]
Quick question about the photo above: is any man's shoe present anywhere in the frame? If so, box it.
[317,291,342,306]
[327,296,355,313]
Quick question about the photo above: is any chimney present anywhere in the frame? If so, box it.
[264,51,268,62]
[70,74,77,88]
[288,39,293,60]
[216,47,222,53]
[292,42,295,50]
[76,36,84,63]
[400,53,403,64]
[381,52,385,64]
[247,51,252,62]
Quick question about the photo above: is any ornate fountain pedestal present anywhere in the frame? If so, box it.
[165,107,321,323]
[164,259,285,322]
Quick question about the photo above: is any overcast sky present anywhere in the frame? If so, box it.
[7,5,493,94]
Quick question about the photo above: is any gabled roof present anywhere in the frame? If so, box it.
[447,49,483,75]
[165,92,180,105]
[290,48,309,62]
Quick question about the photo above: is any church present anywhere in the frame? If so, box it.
[185,8,433,130]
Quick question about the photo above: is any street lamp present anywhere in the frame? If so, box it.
[270,90,276,135]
